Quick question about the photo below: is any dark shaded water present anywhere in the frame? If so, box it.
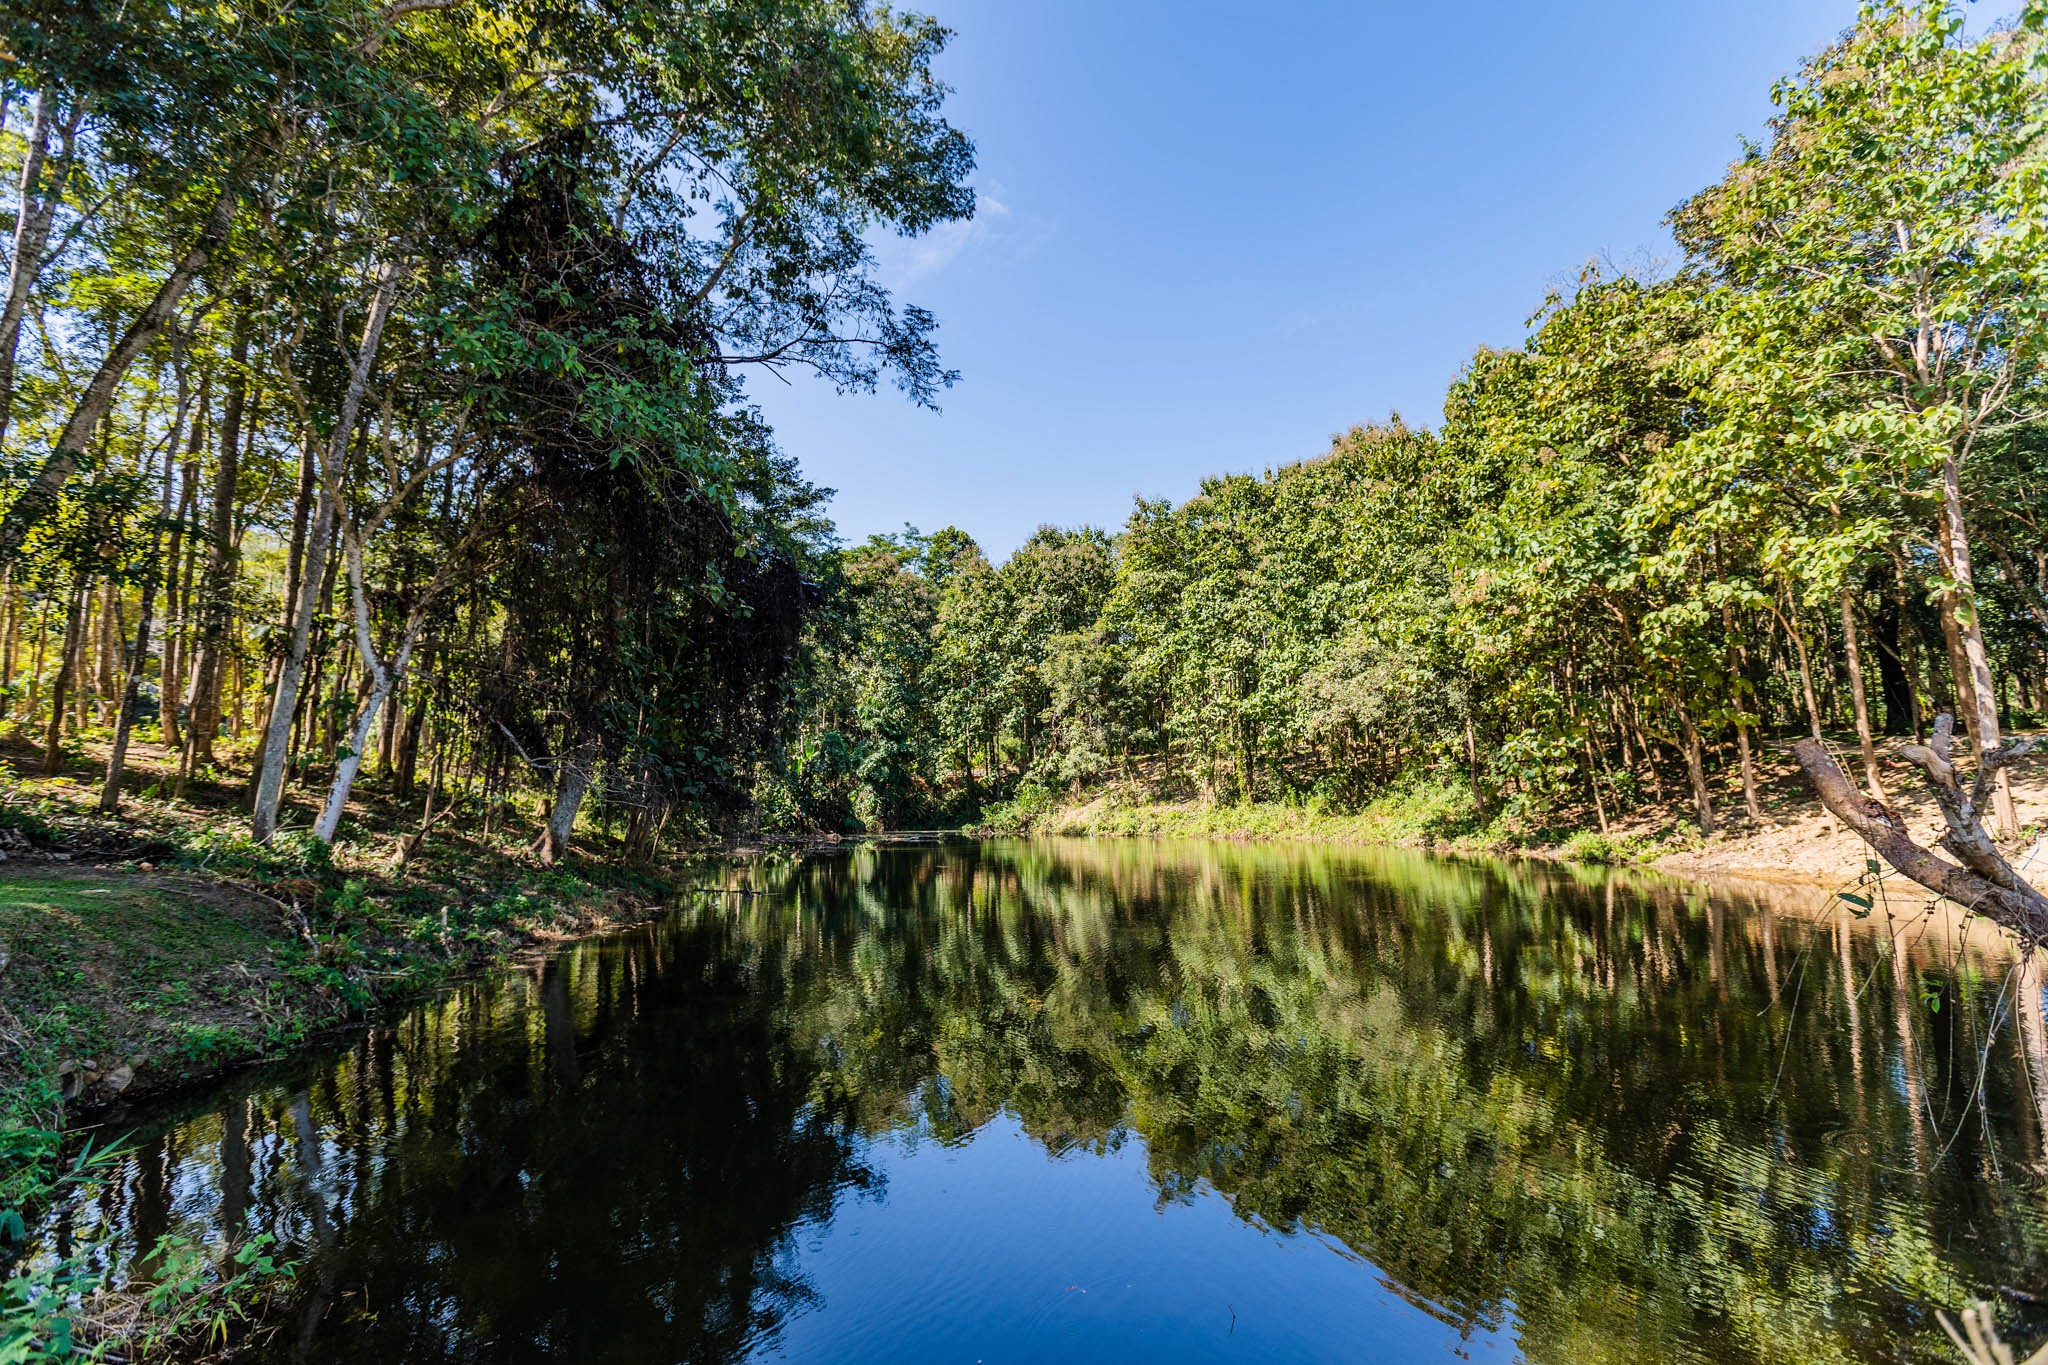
[49,840,2048,1362]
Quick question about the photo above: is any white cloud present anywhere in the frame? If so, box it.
[871,185,1013,290]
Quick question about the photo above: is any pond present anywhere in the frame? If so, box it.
[47,840,2048,1362]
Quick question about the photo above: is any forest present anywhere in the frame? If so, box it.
[789,1,2048,851]
[1,0,2045,866]
[0,0,970,860]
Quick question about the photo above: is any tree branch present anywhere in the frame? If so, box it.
[1793,731,2048,945]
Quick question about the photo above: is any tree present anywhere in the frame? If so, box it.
[1672,0,2048,836]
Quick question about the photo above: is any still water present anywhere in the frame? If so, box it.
[52,840,2048,1362]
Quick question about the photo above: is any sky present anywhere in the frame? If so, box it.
[749,0,2015,561]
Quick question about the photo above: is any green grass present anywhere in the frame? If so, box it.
[981,778,1508,851]
[0,742,715,1358]
[977,777,1704,869]
[0,873,320,1108]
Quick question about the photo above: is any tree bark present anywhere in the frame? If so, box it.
[312,523,452,842]
[1778,598,1825,743]
[1583,737,1610,834]
[100,422,185,812]
[1676,700,1715,835]
[536,739,598,866]
[93,577,118,723]
[158,386,207,750]
[0,93,80,451]
[251,482,332,840]
[0,187,236,562]
[252,435,318,779]
[1722,598,1763,821]
[1939,589,1975,733]
[0,568,16,701]
[41,582,84,775]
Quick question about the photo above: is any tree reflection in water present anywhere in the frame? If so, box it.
[59,841,2048,1363]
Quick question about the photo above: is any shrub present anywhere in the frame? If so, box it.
[176,829,334,882]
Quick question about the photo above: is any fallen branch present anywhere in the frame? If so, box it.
[1792,720,2048,946]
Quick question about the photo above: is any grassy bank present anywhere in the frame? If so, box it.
[977,738,2048,888]
[0,740,697,1360]
[976,779,1691,864]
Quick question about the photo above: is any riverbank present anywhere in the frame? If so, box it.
[0,735,698,1358]
[978,735,2048,890]
[4,728,2043,1356]
[0,864,671,1360]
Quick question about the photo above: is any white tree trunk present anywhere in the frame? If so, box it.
[0,90,59,449]
[538,741,598,865]
[312,671,394,844]
[1943,454,2019,838]
[251,484,332,840]
[312,532,424,843]
[252,260,402,841]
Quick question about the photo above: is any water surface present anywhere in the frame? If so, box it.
[53,840,2048,1361]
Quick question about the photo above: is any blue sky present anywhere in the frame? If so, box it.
[750,0,2013,560]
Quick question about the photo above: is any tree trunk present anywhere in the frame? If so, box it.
[395,689,426,799]
[1779,600,1825,743]
[100,440,180,812]
[1939,590,1975,733]
[253,436,318,776]
[312,533,428,843]
[1839,588,1884,798]
[378,675,401,775]
[41,583,84,775]
[1721,599,1763,821]
[185,318,250,766]
[158,394,205,751]
[230,649,246,740]
[0,568,16,700]
[1465,715,1489,817]
[1793,724,2046,943]
[1734,721,1761,821]
[1872,567,1913,737]
[1583,737,1610,834]
[251,484,332,840]
[0,187,236,562]
[1942,457,2018,838]
[537,739,598,866]
[91,577,117,721]
[253,261,401,838]
[0,93,80,451]
[312,666,394,844]
[22,592,50,721]
[1676,701,1715,835]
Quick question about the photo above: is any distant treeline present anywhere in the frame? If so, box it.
[782,2,2048,839]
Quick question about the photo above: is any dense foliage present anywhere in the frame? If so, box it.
[792,1,2048,838]
[0,0,973,853]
